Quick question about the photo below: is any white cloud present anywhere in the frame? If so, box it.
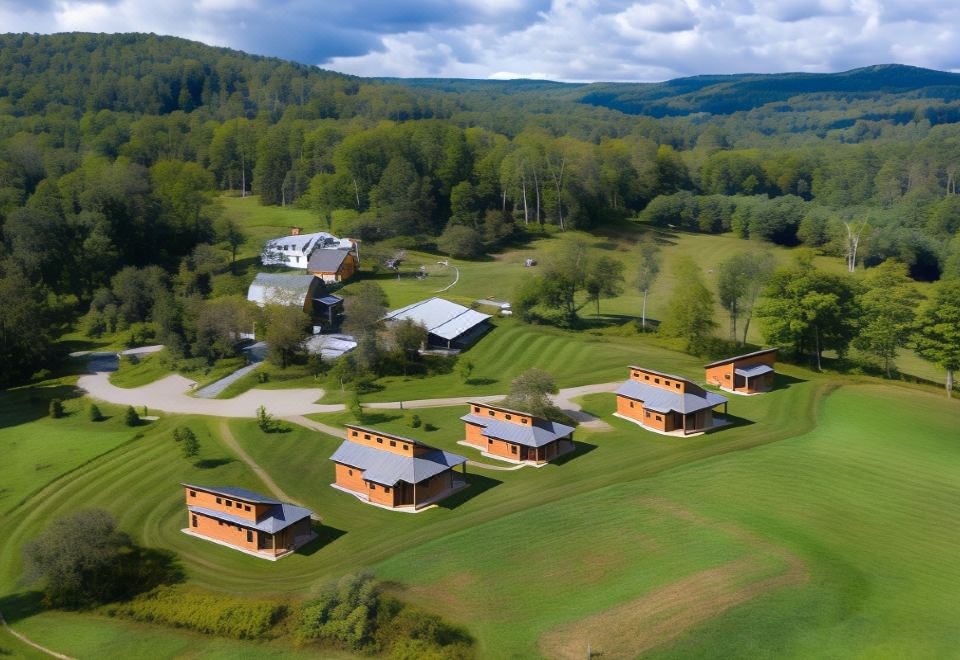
[5,0,960,81]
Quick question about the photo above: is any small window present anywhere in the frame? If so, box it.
[655,415,662,422]
[629,401,634,408]
[645,410,651,418]
[218,520,223,526]
[191,515,197,527]
[511,445,518,454]
[376,438,383,443]
[216,497,222,504]
[654,378,660,384]
[675,383,681,389]
[473,406,480,413]
[505,414,512,420]
[402,444,408,450]
[488,410,495,416]
[352,430,359,437]
[724,374,730,380]
[244,505,251,512]
[384,486,391,494]
[488,438,494,444]
[665,380,670,386]
[189,490,196,497]
[644,374,650,380]
[225,500,232,507]
[389,440,396,447]
[364,433,371,440]
[246,530,253,542]
[521,418,527,424]
[348,469,353,476]
[370,483,376,490]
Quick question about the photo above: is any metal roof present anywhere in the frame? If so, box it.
[734,364,774,378]
[188,503,312,534]
[616,380,727,414]
[182,483,280,505]
[704,348,779,369]
[308,248,351,273]
[384,297,491,341]
[246,273,317,308]
[461,414,575,448]
[329,440,466,486]
[316,295,343,306]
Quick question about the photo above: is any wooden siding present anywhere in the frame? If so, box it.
[468,402,533,426]
[189,510,259,552]
[344,426,419,457]
[184,487,261,522]
[705,351,776,393]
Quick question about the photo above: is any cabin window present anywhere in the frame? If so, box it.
[505,414,512,420]
[629,401,634,408]
[246,530,253,543]
[511,445,518,454]
[521,418,527,423]
[389,440,396,447]
[225,500,232,507]
[189,490,196,497]
[488,438,494,444]
[376,438,383,443]
[644,374,650,380]
[654,378,660,384]
[665,380,670,386]
[352,430,358,437]
[675,383,681,389]
[655,415,662,422]
[488,410,495,416]
[724,374,730,380]
[645,410,651,418]
[402,444,408,450]
[384,486,391,494]
[363,433,370,440]
[244,505,251,512]
[370,483,376,490]
[218,520,223,526]
[348,469,353,476]
[191,515,197,527]
[216,497,222,504]
[473,406,480,413]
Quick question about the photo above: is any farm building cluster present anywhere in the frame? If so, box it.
[182,348,780,559]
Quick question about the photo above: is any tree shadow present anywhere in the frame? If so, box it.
[193,458,236,469]
[464,377,497,386]
[772,372,807,391]
[439,472,502,510]
[552,440,598,466]
[296,522,347,556]
[0,591,45,624]
[0,385,85,431]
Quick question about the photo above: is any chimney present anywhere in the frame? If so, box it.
[290,226,302,236]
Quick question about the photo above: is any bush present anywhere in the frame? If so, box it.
[88,403,103,422]
[437,224,484,259]
[124,405,140,427]
[409,414,422,428]
[256,405,289,433]
[105,586,285,639]
[174,426,199,458]
[48,398,64,419]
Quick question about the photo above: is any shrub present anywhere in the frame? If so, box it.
[175,427,199,458]
[347,392,363,420]
[256,406,289,433]
[104,586,285,639]
[88,403,103,422]
[124,405,140,427]
[48,398,64,419]
[409,414,422,428]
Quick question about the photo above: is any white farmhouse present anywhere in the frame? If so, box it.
[261,227,354,269]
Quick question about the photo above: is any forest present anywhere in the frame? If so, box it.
[2,32,960,386]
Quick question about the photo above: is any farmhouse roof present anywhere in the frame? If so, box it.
[329,440,467,486]
[703,348,779,369]
[735,364,774,378]
[307,248,352,273]
[188,503,312,534]
[384,297,490,341]
[246,273,317,307]
[461,414,575,448]
[264,231,349,255]
[182,483,281,504]
[616,380,727,414]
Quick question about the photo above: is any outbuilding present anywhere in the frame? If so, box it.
[704,348,778,394]
[615,366,728,435]
[307,248,358,283]
[246,273,343,328]
[461,402,575,466]
[383,297,491,350]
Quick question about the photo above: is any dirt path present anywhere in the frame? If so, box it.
[217,420,307,512]
[0,611,75,659]
[282,415,343,438]
[538,497,808,659]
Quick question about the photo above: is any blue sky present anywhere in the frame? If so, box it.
[2,0,959,81]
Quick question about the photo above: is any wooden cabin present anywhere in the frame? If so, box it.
[704,348,778,394]
[307,248,358,283]
[461,401,575,465]
[330,426,468,510]
[181,484,315,560]
[615,366,728,435]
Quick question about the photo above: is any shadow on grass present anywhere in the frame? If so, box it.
[193,458,236,469]
[0,385,85,431]
[773,372,807,391]
[440,472,502,510]
[465,377,497,386]
[553,440,598,466]
[0,591,44,625]
[297,522,347,557]
[713,413,754,431]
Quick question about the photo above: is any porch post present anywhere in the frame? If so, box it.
[682,412,687,435]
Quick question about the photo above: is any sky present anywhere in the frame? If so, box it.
[1,0,959,82]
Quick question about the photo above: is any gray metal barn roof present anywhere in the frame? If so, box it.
[246,273,317,308]
[188,503,312,534]
[734,364,774,378]
[460,414,575,448]
[308,248,351,273]
[703,348,779,369]
[616,380,727,414]
[182,483,281,505]
[329,440,466,486]
[384,297,491,342]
